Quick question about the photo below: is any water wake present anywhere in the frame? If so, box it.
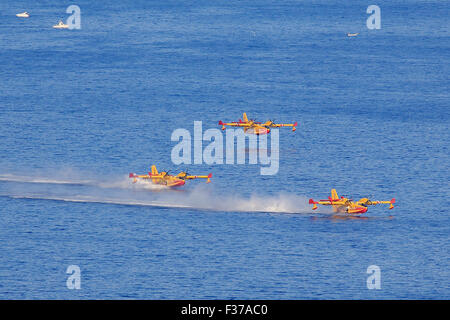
[7,194,192,209]
[0,172,316,214]
[0,173,168,191]
[0,174,94,185]
[5,190,313,214]
[156,186,313,213]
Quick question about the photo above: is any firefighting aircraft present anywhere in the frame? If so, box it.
[219,113,297,135]
[129,165,212,187]
[309,189,395,214]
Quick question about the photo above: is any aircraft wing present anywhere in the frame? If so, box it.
[317,200,346,205]
[264,121,297,131]
[309,198,347,210]
[129,173,165,179]
[184,173,212,183]
[219,121,252,128]
[356,198,396,209]
[129,173,150,179]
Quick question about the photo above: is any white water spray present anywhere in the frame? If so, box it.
[0,172,318,214]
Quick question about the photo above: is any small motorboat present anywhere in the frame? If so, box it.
[16,12,30,18]
[53,20,69,29]
[347,33,359,37]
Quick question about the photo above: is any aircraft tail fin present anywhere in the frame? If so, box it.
[331,189,339,200]
[151,165,158,175]
[243,113,249,122]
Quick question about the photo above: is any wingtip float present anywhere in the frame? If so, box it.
[129,165,212,188]
[309,189,395,214]
[219,113,297,135]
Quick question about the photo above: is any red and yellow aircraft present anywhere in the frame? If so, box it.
[129,165,212,187]
[219,113,297,135]
[309,189,395,214]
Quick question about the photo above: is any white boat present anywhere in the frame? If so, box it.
[16,12,30,18]
[347,33,359,37]
[53,20,69,29]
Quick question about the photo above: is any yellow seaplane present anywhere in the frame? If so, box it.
[309,189,395,214]
[219,113,297,135]
[129,165,212,188]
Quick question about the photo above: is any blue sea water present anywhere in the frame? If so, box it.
[0,0,449,299]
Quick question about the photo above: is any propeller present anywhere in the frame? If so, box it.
[363,196,373,205]
[151,170,169,177]
[265,119,275,127]
[178,169,190,179]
